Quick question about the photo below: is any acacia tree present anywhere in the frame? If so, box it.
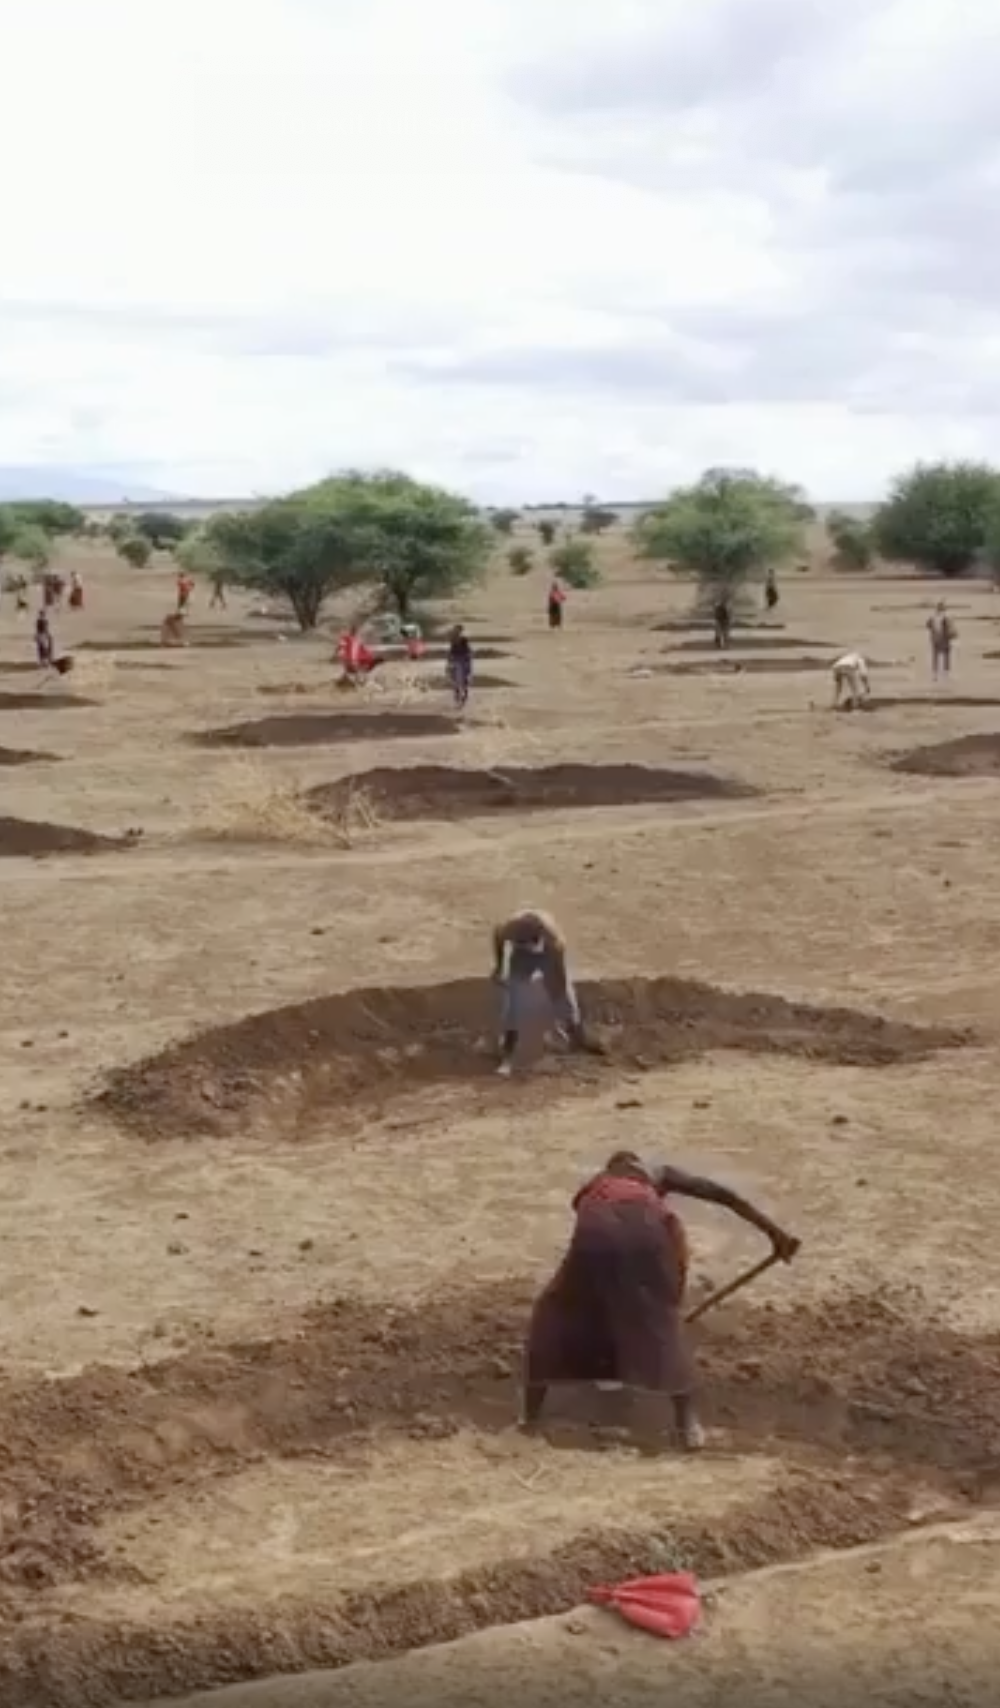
[873,461,1000,577]
[200,501,364,630]
[491,508,520,536]
[537,519,557,546]
[132,510,190,550]
[635,467,807,600]
[580,503,618,535]
[294,470,492,622]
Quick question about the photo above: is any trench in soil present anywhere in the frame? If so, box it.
[191,711,461,748]
[97,973,970,1140]
[309,763,755,824]
[257,675,520,698]
[660,657,838,676]
[0,818,140,858]
[0,1285,995,1706]
[80,635,258,653]
[0,691,96,711]
[0,746,58,767]
[861,696,1000,712]
[653,619,787,634]
[890,731,1000,777]
[670,635,835,652]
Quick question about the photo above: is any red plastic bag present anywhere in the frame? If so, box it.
[588,1571,701,1639]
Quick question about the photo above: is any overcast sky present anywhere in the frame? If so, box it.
[3,0,999,501]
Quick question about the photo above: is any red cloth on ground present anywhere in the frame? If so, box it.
[588,1571,701,1639]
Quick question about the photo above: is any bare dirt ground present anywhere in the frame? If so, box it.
[2,538,1000,1705]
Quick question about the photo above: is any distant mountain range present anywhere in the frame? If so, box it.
[0,467,173,504]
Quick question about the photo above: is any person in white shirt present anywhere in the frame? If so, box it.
[832,651,871,710]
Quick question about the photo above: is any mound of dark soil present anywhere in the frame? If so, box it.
[0,1284,991,1704]
[0,661,41,675]
[851,696,1000,713]
[672,635,834,653]
[99,973,968,1140]
[80,634,253,653]
[0,691,96,711]
[192,711,460,748]
[890,731,1000,777]
[660,656,833,676]
[653,618,787,634]
[311,763,753,824]
[0,818,140,858]
[0,746,58,767]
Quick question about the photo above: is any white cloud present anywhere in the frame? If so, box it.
[1,0,1000,499]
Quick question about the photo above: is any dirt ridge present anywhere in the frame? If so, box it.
[96,974,971,1140]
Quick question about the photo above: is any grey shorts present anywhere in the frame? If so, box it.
[501,974,580,1031]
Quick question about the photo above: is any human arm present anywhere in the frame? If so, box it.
[492,923,509,980]
[649,1164,799,1262]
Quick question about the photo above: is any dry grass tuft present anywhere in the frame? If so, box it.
[192,755,381,848]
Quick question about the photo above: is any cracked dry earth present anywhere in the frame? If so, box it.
[2,546,1000,1707]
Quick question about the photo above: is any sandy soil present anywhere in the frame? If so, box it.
[1,539,1000,1704]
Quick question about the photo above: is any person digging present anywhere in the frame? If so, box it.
[521,1147,800,1451]
[491,909,600,1076]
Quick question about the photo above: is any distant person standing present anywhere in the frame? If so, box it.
[547,578,566,630]
[446,624,473,709]
[35,609,54,668]
[209,572,227,610]
[927,601,956,681]
[713,594,732,650]
[176,571,195,614]
[764,570,779,612]
[68,570,84,610]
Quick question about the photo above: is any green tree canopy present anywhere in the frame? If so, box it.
[635,467,807,597]
[508,544,534,576]
[1,500,85,537]
[580,503,618,535]
[550,535,601,589]
[291,470,492,621]
[116,533,152,569]
[198,501,364,630]
[826,509,874,572]
[491,507,520,536]
[536,519,557,546]
[132,510,191,550]
[4,522,51,572]
[873,461,1000,577]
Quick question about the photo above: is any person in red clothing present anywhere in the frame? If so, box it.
[547,578,566,629]
[522,1149,799,1451]
[336,626,384,685]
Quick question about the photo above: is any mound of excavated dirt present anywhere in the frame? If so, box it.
[257,676,519,699]
[660,657,834,676]
[192,711,461,748]
[81,634,254,652]
[891,732,1000,777]
[850,696,1000,714]
[653,619,787,634]
[0,661,42,675]
[98,974,969,1140]
[310,763,753,824]
[0,1285,993,1705]
[0,746,58,766]
[673,635,835,652]
[0,691,96,711]
[0,818,140,858]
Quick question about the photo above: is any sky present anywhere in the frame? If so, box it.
[2,0,1000,503]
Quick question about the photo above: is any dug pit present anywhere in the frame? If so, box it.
[98,973,969,1140]
[192,711,461,748]
[309,763,753,824]
[671,635,835,653]
[0,1285,994,1706]
[659,657,835,676]
[843,696,1000,715]
[0,746,58,767]
[890,731,1000,778]
[80,633,259,653]
[0,691,97,711]
[0,818,141,858]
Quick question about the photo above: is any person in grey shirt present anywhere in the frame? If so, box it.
[491,909,591,1076]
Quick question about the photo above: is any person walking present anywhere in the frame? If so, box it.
[446,624,473,709]
[927,601,956,681]
[547,579,566,631]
